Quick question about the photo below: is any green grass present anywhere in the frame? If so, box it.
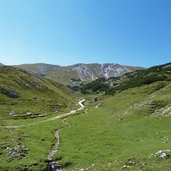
[0,66,78,170]
[55,82,171,170]
[0,120,63,171]
[1,65,171,171]
[0,67,77,123]
[46,66,80,85]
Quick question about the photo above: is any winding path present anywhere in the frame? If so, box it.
[46,99,85,171]
[6,99,85,128]
[4,99,85,171]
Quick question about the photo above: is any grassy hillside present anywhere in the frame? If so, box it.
[0,66,76,120]
[55,80,171,170]
[0,66,78,170]
[15,63,59,76]
[45,66,80,85]
[1,63,171,171]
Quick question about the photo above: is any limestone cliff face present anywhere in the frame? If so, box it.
[72,63,131,81]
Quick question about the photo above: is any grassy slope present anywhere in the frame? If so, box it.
[0,66,76,119]
[0,120,62,170]
[0,66,77,170]
[45,66,80,85]
[56,81,171,170]
[15,63,59,76]
[124,65,145,71]
[1,63,171,171]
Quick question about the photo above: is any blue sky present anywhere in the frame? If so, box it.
[0,0,171,67]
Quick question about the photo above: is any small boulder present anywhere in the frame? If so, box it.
[155,150,171,159]
[9,92,19,98]
[123,158,140,169]
[26,112,32,115]
[9,111,15,116]
[159,153,168,159]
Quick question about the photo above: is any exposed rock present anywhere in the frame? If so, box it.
[152,105,171,117]
[44,161,64,171]
[124,99,171,118]
[9,110,16,116]
[123,158,140,169]
[126,158,139,166]
[6,145,29,159]
[26,112,32,115]
[162,136,169,144]
[72,63,132,81]
[0,87,19,98]
[38,114,47,117]
[154,150,171,159]
[10,92,19,98]
[159,153,168,158]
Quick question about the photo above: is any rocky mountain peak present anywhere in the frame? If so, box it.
[14,63,143,85]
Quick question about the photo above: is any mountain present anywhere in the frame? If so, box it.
[15,63,143,85]
[81,62,171,94]
[0,66,76,120]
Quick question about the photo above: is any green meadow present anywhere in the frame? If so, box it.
[1,65,171,171]
[56,81,171,170]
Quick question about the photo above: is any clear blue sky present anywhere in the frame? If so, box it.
[0,0,171,67]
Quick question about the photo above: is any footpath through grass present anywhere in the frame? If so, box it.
[0,119,63,171]
[56,82,171,170]
[1,81,171,170]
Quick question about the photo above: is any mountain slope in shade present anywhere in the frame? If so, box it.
[15,63,144,85]
[0,66,76,119]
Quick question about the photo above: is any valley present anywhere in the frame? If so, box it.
[0,63,171,171]
[1,0,171,170]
